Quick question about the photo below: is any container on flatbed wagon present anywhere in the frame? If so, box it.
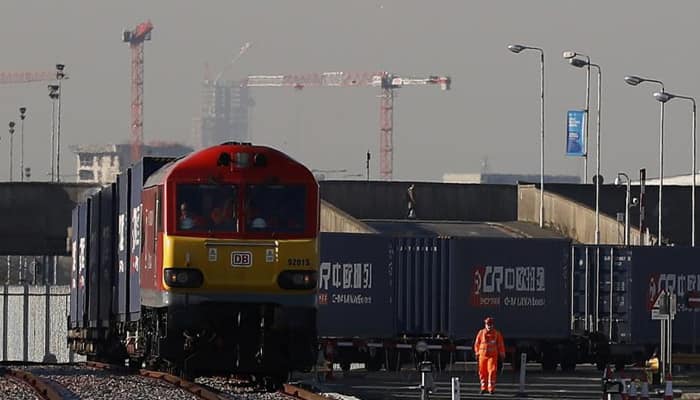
[318,233,576,371]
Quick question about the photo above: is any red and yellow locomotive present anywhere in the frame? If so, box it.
[69,143,319,383]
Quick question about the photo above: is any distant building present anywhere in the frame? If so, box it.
[199,80,252,149]
[443,172,580,185]
[634,172,700,186]
[71,143,193,185]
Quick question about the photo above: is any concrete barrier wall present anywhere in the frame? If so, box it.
[0,182,99,255]
[320,181,517,221]
[320,200,376,233]
[518,184,651,245]
[0,285,81,363]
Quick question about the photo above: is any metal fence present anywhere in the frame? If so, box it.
[0,255,71,286]
[0,284,81,363]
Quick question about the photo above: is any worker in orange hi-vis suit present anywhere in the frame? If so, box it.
[473,316,505,395]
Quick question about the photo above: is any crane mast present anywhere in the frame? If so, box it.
[243,71,450,180]
[122,20,153,163]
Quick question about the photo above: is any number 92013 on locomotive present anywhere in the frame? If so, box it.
[68,142,319,383]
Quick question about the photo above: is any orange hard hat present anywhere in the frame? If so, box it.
[484,317,494,325]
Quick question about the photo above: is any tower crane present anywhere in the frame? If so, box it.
[122,20,153,163]
[0,71,56,84]
[244,71,450,180]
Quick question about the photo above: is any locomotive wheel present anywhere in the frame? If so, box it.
[258,371,288,392]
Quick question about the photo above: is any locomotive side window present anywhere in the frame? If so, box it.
[245,184,306,234]
[176,184,239,232]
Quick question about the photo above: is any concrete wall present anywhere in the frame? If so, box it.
[320,200,376,233]
[320,181,517,221]
[532,183,696,246]
[0,183,99,255]
[0,285,81,363]
[518,184,651,245]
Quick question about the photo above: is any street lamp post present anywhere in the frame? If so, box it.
[19,107,26,183]
[55,64,66,183]
[565,52,602,244]
[563,51,591,183]
[615,172,631,245]
[654,91,697,247]
[508,43,545,228]
[624,76,665,246]
[48,84,59,182]
[8,121,15,182]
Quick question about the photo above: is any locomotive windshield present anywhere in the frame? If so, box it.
[177,184,239,232]
[245,184,306,234]
[175,183,307,234]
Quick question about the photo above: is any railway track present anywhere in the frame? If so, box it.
[0,362,330,400]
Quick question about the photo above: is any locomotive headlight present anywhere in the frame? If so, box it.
[278,270,317,290]
[164,268,204,288]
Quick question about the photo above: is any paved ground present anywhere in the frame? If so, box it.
[293,363,700,400]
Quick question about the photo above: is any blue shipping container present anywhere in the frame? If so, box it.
[115,170,131,320]
[88,192,101,327]
[629,246,700,347]
[77,202,89,329]
[98,184,116,327]
[70,207,79,329]
[448,238,572,340]
[318,233,394,338]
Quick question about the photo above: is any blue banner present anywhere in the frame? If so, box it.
[566,110,586,157]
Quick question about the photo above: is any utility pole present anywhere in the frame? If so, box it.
[8,121,15,181]
[19,107,26,182]
[366,150,371,181]
[55,64,66,183]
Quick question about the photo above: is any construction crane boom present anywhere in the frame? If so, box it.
[243,71,450,180]
[0,71,57,84]
[123,20,153,163]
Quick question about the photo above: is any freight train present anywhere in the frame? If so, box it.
[68,143,319,386]
[317,233,700,372]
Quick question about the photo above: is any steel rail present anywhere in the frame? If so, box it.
[3,367,63,400]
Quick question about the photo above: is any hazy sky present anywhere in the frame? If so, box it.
[0,0,698,182]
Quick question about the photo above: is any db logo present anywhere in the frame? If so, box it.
[231,251,252,267]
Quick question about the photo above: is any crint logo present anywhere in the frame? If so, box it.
[231,251,252,267]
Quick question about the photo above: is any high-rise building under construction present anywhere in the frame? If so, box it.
[199,80,252,148]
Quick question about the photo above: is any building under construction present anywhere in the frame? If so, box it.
[198,79,252,149]
[71,142,192,185]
